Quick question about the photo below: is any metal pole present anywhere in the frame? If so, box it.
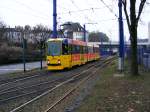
[118,0,125,71]
[52,0,57,38]
[22,33,26,72]
[83,24,86,42]
[40,40,43,69]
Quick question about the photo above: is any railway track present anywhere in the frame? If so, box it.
[0,60,103,112]
[45,56,116,112]
[0,69,48,85]
[0,57,105,87]
[0,60,98,91]
[0,74,43,87]
[7,56,116,112]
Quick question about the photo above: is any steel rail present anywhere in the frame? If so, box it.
[0,74,41,88]
[0,78,61,97]
[44,57,115,112]
[10,60,102,112]
[0,67,91,104]
[0,61,97,93]
[10,57,115,112]
[0,72,45,85]
[0,78,61,95]
[0,61,96,94]
[0,86,53,104]
[0,63,98,104]
[45,68,100,112]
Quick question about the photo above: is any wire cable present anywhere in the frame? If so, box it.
[69,0,94,23]
[13,0,50,17]
[98,0,118,18]
[58,6,111,15]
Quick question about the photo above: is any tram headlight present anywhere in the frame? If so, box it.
[47,60,50,64]
[58,59,61,64]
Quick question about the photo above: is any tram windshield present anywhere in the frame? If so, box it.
[47,41,61,56]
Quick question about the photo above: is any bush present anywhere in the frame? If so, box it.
[0,42,45,65]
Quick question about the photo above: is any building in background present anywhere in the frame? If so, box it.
[61,22,88,42]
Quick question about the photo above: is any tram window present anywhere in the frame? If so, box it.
[47,41,61,56]
[83,46,86,54]
[71,45,80,54]
[82,46,84,54]
[81,46,83,54]
[76,46,80,53]
[62,44,68,55]
[71,45,75,54]
[74,45,77,54]
[68,44,72,54]
[88,47,91,53]
[88,47,93,53]
[85,46,88,53]
[73,45,76,54]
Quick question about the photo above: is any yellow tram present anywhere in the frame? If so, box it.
[46,38,100,70]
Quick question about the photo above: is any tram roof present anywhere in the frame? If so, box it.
[47,38,87,46]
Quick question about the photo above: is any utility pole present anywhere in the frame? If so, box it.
[40,39,43,70]
[22,32,26,72]
[118,0,125,71]
[53,0,57,38]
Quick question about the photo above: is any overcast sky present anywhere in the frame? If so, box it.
[0,0,150,41]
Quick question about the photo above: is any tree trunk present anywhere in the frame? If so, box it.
[130,0,139,76]
[130,28,139,75]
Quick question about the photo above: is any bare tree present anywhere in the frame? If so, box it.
[33,24,51,44]
[122,0,147,75]
[0,21,6,42]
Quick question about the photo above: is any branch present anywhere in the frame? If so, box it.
[146,1,150,5]
[122,0,131,32]
[136,0,146,23]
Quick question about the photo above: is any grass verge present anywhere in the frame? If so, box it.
[76,61,150,112]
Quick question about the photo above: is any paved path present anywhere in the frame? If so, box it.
[0,61,46,75]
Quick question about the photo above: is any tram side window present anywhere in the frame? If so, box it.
[94,47,98,53]
[62,44,68,55]
[76,45,80,54]
[88,46,93,53]
[85,46,88,53]
[71,45,80,54]
[83,46,87,54]
[81,46,83,54]
[68,44,72,54]
[71,45,75,54]
[72,45,77,54]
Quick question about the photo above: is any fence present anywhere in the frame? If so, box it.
[99,45,115,57]
[126,46,150,70]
